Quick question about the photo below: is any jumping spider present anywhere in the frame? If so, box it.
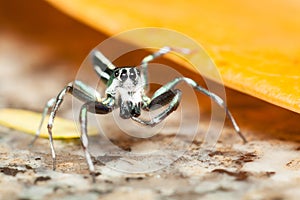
[31,47,247,181]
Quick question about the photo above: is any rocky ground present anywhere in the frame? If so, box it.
[0,123,299,200]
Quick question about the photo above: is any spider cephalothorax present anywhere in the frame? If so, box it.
[32,46,247,182]
[107,67,146,119]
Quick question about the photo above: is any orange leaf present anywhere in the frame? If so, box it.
[46,0,300,113]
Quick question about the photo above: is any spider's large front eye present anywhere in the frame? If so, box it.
[120,69,128,81]
[114,69,120,77]
[129,68,136,80]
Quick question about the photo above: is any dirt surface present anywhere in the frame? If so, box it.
[0,126,300,200]
[0,1,300,200]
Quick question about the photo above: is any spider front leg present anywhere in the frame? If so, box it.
[132,89,182,126]
[132,46,191,126]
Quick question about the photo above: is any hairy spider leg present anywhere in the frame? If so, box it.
[134,77,247,143]
[140,46,191,91]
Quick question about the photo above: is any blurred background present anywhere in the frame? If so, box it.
[0,0,107,110]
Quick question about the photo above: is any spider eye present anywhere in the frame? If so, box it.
[114,69,120,77]
[120,69,128,81]
[136,69,141,76]
[129,68,136,81]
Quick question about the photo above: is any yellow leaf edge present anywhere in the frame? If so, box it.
[0,108,98,139]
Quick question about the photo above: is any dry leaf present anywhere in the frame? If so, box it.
[46,0,300,113]
[0,109,97,139]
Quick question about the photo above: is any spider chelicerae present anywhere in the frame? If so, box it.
[31,46,247,181]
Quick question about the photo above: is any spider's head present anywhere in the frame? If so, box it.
[113,67,141,88]
[106,67,145,119]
